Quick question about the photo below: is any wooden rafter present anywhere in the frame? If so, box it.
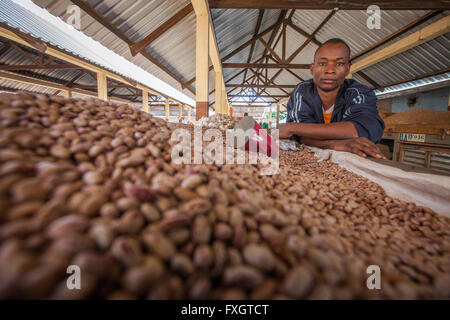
[223,63,309,69]
[285,19,320,46]
[208,1,450,10]
[283,20,381,88]
[183,17,285,88]
[69,0,194,94]
[129,3,194,56]
[0,64,84,70]
[252,10,287,81]
[357,71,381,89]
[379,67,450,90]
[228,84,296,88]
[230,94,287,98]
[242,9,265,88]
[9,42,40,65]
[351,10,443,61]
[351,15,450,73]
[285,68,304,82]
[0,42,11,58]
[42,56,56,66]
[258,37,282,63]
[285,9,336,64]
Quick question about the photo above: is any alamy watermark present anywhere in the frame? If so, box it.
[366,5,381,30]
[66,5,81,30]
[366,265,381,290]
[66,265,81,290]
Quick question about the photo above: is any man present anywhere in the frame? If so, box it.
[279,38,385,159]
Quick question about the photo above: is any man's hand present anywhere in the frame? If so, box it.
[332,137,386,159]
[278,123,293,139]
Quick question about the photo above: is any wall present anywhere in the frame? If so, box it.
[390,87,450,113]
[377,98,392,112]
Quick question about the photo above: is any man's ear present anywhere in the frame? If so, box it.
[346,62,352,76]
[310,63,314,75]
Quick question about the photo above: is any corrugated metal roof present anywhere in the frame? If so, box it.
[0,1,448,118]
[0,0,195,105]
[33,0,196,98]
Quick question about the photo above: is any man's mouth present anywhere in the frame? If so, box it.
[321,79,337,84]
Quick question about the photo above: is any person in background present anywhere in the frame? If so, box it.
[278,38,385,159]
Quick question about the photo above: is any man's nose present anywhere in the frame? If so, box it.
[325,63,336,73]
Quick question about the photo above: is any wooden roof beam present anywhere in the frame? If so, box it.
[351,15,450,73]
[378,67,450,90]
[129,3,194,56]
[285,8,337,64]
[242,9,265,88]
[351,10,443,61]
[70,0,194,95]
[0,64,84,71]
[223,63,309,69]
[228,84,296,88]
[208,1,450,10]
[182,18,285,88]
[0,70,129,103]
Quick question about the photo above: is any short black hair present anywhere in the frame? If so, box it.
[244,112,248,116]
[314,38,351,61]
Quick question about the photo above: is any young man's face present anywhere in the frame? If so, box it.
[310,43,351,92]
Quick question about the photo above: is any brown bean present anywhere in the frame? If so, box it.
[223,265,263,289]
[282,266,315,299]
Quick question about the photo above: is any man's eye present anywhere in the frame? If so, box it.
[319,62,326,66]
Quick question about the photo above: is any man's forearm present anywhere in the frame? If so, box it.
[283,122,358,140]
[301,137,336,149]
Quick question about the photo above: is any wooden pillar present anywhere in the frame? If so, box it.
[142,90,149,113]
[97,72,107,101]
[269,105,273,127]
[215,72,222,114]
[222,88,227,115]
[165,99,170,122]
[178,104,183,121]
[195,9,209,120]
[276,103,280,127]
[188,107,191,123]
[64,89,72,98]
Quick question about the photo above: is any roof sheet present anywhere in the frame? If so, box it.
[0,0,195,105]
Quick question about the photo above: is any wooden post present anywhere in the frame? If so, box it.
[195,6,209,120]
[222,88,227,115]
[188,107,191,123]
[165,99,170,122]
[178,104,183,121]
[215,71,222,114]
[64,89,72,98]
[142,90,149,113]
[269,105,273,127]
[97,72,108,101]
[276,103,280,127]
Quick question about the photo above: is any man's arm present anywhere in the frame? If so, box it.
[301,136,386,159]
[279,121,358,140]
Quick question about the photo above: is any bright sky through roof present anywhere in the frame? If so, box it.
[12,0,195,106]
[374,74,450,97]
